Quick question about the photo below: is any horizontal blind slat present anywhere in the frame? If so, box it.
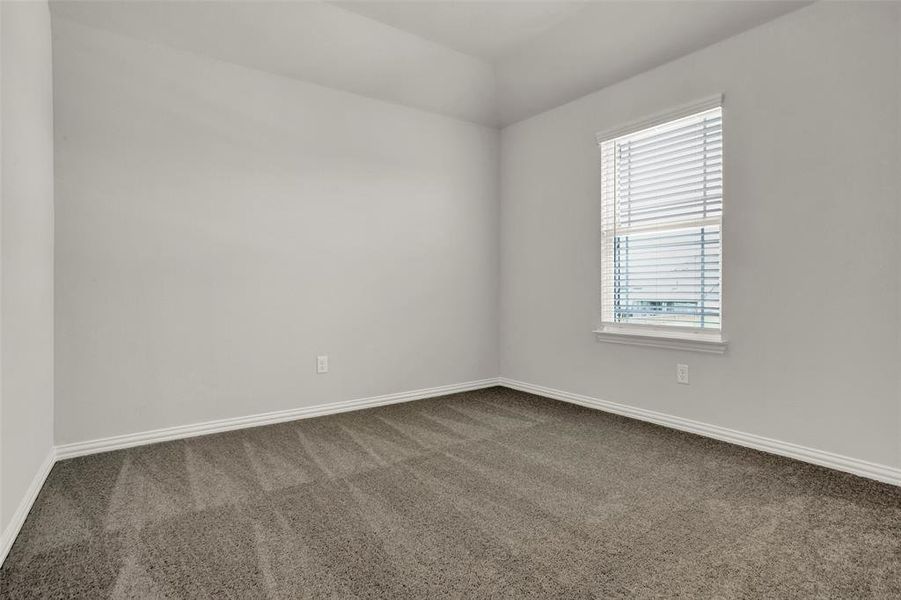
[615,160,722,187]
[618,130,722,163]
[617,140,723,175]
[618,197,722,219]
[620,116,722,151]
[621,169,723,195]
[612,155,722,183]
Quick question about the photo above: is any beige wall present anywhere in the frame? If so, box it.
[52,19,499,445]
[499,1,901,467]
[1,0,55,531]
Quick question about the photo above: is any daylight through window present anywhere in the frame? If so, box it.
[599,102,723,333]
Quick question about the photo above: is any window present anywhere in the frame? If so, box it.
[595,97,726,353]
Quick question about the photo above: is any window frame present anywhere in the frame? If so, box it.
[593,95,727,354]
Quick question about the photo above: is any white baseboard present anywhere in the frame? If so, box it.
[499,377,901,487]
[55,378,500,460]
[1,448,57,567]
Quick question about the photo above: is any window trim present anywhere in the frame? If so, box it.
[594,95,727,353]
[593,324,727,354]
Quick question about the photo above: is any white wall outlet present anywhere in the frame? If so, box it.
[316,355,329,374]
[676,363,689,385]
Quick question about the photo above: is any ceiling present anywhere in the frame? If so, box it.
[332,1,590,61]
[50,1,811,127]
[494,0,811,124]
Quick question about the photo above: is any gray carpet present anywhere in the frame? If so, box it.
[2,387,901,599]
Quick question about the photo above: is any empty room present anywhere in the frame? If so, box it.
[2,0,900,597]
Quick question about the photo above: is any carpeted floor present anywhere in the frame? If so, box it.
[2,387,901,599]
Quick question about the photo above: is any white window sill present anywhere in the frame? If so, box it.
[593,325,727,354]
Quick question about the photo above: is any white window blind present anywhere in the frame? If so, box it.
[599,103,722,332]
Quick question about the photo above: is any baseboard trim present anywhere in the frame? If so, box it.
[55,378,501,461]
[0,448,57,567]
[498,378,901,487]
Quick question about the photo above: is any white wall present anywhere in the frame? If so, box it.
[499,2,901,467]
[53,19,499,445]
[1,0,55,532]
[897,3,901,470]
[46,1,901,472]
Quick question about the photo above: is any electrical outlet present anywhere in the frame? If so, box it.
[676,363,689,385]
[316,355,329,374]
